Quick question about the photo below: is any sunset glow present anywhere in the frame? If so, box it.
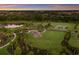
[0,4,79,10]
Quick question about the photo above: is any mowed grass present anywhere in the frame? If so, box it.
[0,48,9,55]
[69,37,79,48]
[69,31,79,48]
[26,31,66,54]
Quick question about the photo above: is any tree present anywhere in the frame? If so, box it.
[14,46,22,55]
[37,24,44,32]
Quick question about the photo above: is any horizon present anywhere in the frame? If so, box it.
[0,4,79,10]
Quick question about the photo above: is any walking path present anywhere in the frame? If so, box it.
[0,28,67,49]
[0,33,16,49]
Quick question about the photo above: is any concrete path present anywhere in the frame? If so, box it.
[0,33,16,49]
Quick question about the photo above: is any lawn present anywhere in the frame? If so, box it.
[0,48,9,55]
[26,31,66,54]
[69,30,79,48]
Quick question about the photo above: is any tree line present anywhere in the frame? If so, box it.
[0,11,79,23]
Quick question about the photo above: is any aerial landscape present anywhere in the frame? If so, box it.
[0,4,79,55]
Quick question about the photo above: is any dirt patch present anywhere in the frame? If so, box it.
[28,30,42,38]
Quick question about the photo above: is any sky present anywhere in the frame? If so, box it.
[0,4,79,10]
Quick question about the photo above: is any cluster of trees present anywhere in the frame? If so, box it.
[0,32,8,46]
[0,11,79,23]
[0,28,13,47]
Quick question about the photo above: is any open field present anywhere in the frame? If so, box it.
[26,31,66,54]
[0,21,79,55]
[0,11,79,55]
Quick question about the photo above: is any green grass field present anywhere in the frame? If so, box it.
[69,31,79,48]
[0,21,79,55]
[26,31,66,54]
